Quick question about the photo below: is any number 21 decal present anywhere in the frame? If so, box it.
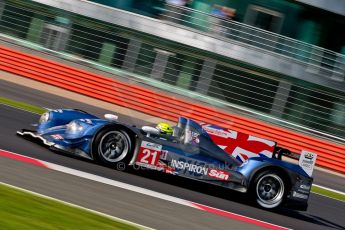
[140,149,159,165]
[137,141,162,166]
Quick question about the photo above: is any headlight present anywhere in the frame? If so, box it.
[66,121,84,133]
[39,112,50,123]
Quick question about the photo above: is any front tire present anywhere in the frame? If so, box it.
[253,171,285,209]
[93,128,132,166]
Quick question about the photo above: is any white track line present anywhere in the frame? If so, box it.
[44,161,198,208]
[0,102,41,115]
[0,182,154,230]
[311,192,345,203]
[313,184,345,196]
[0,149,289,229]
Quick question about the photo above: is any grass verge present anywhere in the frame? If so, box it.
[312,186,345,202]
[0,183,142,230]
[0,96,46,114]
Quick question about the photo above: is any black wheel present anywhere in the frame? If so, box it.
[93,128,132,166]
[252,171,285,209]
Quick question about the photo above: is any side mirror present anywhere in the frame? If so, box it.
[104,114,118,121]
[142,126,160,137]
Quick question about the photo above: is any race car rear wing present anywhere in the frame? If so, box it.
[273,147,295,160]
[274,147,317,177]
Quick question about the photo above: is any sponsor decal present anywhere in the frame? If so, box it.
[160,150,168,160]
[136,141,162,166]
[208,169,230,181]
[299,151,317,177]
[51,134,63,140]
[170,159,230,180]
[203,126,229,138]
[292,191,309,199]
[171,159,207,176]
[145,142,162,149]
[299,184,311,190]
[156,161,177,175]
[305,152,314,160]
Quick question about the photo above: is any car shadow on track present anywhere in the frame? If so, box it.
[274,208,345,230]
[50,150,344,230]
[123,166,345,230]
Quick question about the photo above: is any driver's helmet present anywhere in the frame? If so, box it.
[156,122,173,135]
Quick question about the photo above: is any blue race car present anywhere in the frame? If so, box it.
[17,109,316,210]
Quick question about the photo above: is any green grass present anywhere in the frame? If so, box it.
[312,185,345,202]
[0,96,46,114]
[0,184,142,230]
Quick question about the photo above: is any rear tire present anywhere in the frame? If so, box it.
[252,170,285,209]
[93,128,132,167]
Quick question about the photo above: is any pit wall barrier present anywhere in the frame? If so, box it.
[1,45,344,173]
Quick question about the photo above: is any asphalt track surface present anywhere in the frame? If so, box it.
[1,80,345,229]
